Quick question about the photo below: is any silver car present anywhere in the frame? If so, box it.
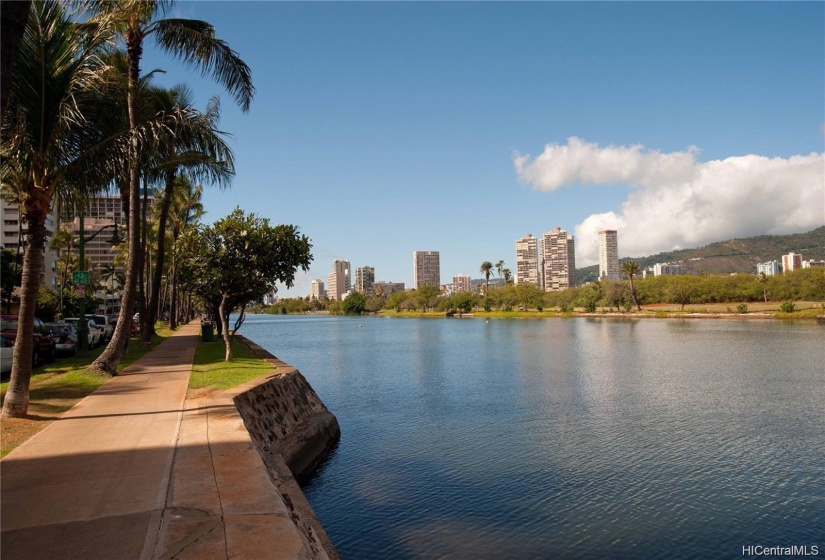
[63,318,102,349]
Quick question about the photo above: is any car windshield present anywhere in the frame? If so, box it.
[46,323,73,335]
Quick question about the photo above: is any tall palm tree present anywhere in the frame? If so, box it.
[502,268,512,284]
[140,85,234,346]
[757,271,768,303]
[480,261,493,295]
[168,178,204,329]
[621,260,642,311]
[1,2,115,418]
[496,260,505,282]
[86,0,253,375]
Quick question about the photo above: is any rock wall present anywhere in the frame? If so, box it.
[231,336,341,560]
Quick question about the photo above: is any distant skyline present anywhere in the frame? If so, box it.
[140,2,825,295]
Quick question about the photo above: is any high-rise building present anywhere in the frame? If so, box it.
[309,279,325,300]
[598,230,620,281]
[1,198,60,289]
[413,251,440,288]
[327,259,350,301]
[515,234,541,286]
[542,227,575,291]
[354,266,375,294]
[452,274,472,293]
[782,252,802,274]
[653,262,681,276]
[756,261,782,276]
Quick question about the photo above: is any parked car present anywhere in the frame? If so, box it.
[89,315,114,342]
[63,318,102,349]
[1,336,13,374]
[45,322,78,356]
[0,315,56,366]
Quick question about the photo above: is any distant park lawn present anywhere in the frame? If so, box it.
[0,324,175,458]
[188,337,273,396]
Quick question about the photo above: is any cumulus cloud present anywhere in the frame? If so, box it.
[514,138,825,266]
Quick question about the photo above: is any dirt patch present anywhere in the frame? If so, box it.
[2,397,79,457]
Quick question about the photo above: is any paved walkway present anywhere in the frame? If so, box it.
[2,323,200,560]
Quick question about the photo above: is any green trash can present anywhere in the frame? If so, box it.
[201,322,213,342]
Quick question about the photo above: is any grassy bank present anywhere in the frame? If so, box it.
[378,301,824,320]
[188,336,273,397]
[1,324,175,458]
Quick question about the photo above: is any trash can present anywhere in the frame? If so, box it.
[201,322,213,342]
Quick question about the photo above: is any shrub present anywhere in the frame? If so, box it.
[779,301,796,313]
[736,303,748,314]
[583,300,597,313]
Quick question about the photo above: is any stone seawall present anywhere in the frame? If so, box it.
[230,336,341,560]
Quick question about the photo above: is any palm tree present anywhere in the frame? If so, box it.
[502,268,512,284]
[496,260,505,282]
[621,260,642,311]
[480,261,493,295]
[757,271,768,303]
[140,85,234,346]
[168,178,204,329]
[86,0,253,375]
[1,2,114,418]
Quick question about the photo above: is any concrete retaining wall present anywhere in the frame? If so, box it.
[230,337,341,560]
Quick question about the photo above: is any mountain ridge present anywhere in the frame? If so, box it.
[576,226,825,283]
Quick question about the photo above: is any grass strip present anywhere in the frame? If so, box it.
[188,337,274,395]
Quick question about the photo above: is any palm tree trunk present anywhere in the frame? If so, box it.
[1,212,45,418]
[90,29,143,375]
[144,172,174,341]
[629,276,641,311]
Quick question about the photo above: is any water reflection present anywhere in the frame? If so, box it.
[240,315,825,560]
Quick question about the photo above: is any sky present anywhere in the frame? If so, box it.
[141,2,825,297]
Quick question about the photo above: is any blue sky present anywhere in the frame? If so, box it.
[142,2,825,296]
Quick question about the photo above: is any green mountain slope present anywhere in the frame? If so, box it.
[577,226,825,283]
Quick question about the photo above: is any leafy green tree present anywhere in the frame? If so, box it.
[621,260,642,311]
[342,292,367,315]
[604,282,629,311]
[386,290,410,311]
[452,291,477,313]
[666,282,695,311]
[415,285,441,311]
[87,0,254,375]
[480,261,493,295]
[177,208,311,361]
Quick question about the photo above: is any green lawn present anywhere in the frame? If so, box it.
[188,337,274,392]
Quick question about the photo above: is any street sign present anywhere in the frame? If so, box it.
[72,271,90,285]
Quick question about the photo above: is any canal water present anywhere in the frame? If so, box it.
[240,315,824,559]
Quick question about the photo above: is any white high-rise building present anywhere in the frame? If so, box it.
[452,274,472,293]
[413,251,440,288]
[0,198,60,289]
[327,259,351,301]
[542,227,575,291]
[309,279,325,300]
[598,230,620,281]
[756,261,782,276]
[515,234,541,286]
[354,266,375,294]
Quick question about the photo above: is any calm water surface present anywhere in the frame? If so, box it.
[241,315,824,559]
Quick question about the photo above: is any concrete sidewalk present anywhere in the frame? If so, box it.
[1,322,201,560]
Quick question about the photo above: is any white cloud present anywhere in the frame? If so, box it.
[514,138,825,266]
